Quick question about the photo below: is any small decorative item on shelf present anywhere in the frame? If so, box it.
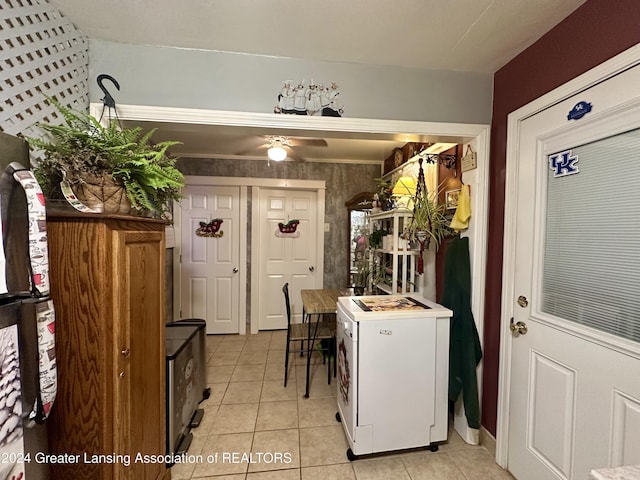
[398,234,409,251]
[374,178,394,211]
[371,193,382,213]
[408,158,450,274]
[383,235,392,251]
[196,219,224,238]
[274,80,344,117]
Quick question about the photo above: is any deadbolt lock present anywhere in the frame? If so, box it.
[517,295,529,308]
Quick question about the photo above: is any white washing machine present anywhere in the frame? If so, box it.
[335,294,452,460]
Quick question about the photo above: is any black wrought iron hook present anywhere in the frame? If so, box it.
[97,74,120,108]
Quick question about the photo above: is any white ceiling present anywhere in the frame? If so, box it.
[49,0,587,162]
[48,0,586,73]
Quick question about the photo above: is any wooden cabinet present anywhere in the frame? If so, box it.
[46,212,169,480]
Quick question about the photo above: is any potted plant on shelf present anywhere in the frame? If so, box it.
[374,177,394,211]
[27,97,184,219]
[367,228,386,250]
[353,253,371,296]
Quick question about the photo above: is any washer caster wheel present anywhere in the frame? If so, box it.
[346,448,358,461]
[428,444,439,452]
[335,412,341,423]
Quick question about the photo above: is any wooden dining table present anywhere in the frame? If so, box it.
[300,288,352,398]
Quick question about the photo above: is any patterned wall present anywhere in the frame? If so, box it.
[0,0,89,138]
[178,157,381,290]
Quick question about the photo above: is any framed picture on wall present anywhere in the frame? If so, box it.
[445,188,461,210]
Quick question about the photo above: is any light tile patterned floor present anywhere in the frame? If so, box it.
[170,331,515,480]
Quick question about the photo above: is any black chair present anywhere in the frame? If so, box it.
[283,283,335,390]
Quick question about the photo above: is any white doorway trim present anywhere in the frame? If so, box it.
[172,177,248,334]
[92,102,490,444]
[91,103,489,141]
[497,43,640,468]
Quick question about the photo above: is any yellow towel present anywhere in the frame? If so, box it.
[450,184,471,232]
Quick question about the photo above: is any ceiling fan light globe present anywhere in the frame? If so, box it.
[268,146,287,161]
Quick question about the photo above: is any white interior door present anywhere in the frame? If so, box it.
[257,188,320,330]
[507,64,640,480]
[180,185,242,334]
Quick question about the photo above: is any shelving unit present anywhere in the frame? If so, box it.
[369,209,418,294]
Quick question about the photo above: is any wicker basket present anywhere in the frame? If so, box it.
[71,174,132,214]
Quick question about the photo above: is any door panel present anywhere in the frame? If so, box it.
[527,351,576,479]
[115,230,166,480]
[259,188,319,330]
[508,63,640,480]
[611,391,640,466]
[180,185,241,334]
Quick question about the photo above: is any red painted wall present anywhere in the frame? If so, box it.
[483,0,640,436]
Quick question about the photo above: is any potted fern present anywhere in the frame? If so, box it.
[27,97,184,219]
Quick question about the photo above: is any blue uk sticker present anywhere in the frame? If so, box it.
[549,150,579,177]
[567,101,592,120]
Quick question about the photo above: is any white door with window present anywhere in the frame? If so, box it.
[505,63,640,480]
[257,188,321,330]
[180,185,242,334]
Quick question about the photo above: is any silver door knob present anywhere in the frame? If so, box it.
[309,266,315,272]
[121,348,130,357]
[233,267,239,273]
[510,317,528,336]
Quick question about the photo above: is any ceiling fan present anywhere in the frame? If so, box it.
[236,135,328,162]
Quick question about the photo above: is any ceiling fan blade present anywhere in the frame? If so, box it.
[235,143,269,156]
[288,137,328,147]
[285,148,306,162]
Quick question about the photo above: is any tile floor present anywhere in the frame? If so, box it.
[170,331,515,480]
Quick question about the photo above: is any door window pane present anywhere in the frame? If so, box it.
[541,128,640,342]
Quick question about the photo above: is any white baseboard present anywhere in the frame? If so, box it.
[453,397,480,445]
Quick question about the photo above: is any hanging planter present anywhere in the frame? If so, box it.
[407,158,450,274]
[68,173,132,214]
[26,96,184,219]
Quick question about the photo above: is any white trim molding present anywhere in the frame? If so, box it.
[101,105,490,405]
[183,175,325,190]
[90,103,489,139]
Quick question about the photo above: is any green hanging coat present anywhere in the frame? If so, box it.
[440,236,483,429]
